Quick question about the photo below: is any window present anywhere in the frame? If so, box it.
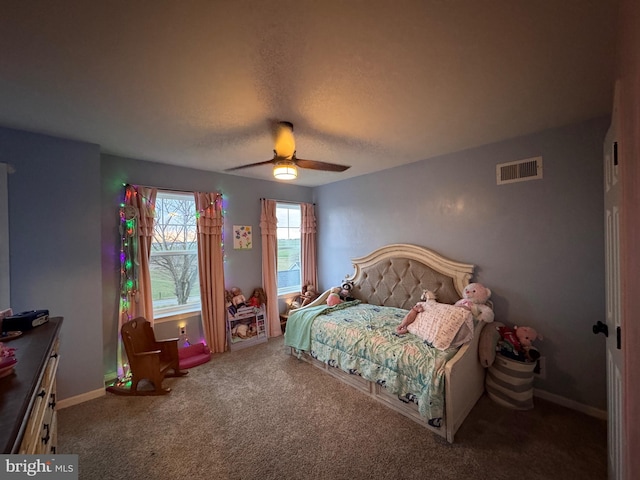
[276,203,301,295]
[150,191,201,318]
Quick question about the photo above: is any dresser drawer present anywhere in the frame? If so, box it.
[18,343,60,454]
[0,317,63,454]
[41,340,60,390]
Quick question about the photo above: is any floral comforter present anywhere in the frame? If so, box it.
[285,302,459,422]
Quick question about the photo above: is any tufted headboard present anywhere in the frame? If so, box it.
[345,244,474,310]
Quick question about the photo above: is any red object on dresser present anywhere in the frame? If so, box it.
[178,343,212,369]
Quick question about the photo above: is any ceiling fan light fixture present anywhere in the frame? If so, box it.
[273,160,297,180]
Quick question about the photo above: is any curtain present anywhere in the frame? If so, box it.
[260,199,282,337]
[195,192,227,353]
[117,184,156,379]
[300,203,318,290]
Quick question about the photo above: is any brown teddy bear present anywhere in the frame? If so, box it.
[300,284,319,307]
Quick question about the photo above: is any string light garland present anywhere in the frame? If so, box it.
[118,196,139,322]
[118,186,226,323]
[113,184,226,387]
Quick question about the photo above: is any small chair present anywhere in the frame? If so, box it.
[178,342,212,369]
[108,317,188,395]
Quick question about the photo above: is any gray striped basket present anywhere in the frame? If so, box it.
[486,353,536,410]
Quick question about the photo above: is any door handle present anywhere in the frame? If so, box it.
[592,321,609,337]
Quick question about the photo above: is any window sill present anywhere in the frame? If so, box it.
[278,287,301,297]
[154,309,201,324]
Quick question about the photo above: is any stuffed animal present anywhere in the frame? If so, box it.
[232,323,250,339]
[420,290,437,303]
[327,287,342,306]
[300,284,319,307]
[454,283,495,323]
[514,325,543,362]
[478,321,505,367]
[247,322,258,337]
[340,280,355,301]
[339,280,355,302]
[497,325,542,362]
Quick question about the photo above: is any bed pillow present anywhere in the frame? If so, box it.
[407,301,474,350]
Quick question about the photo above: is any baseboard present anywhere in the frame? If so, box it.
[57,388,105,410]
[534,388,607,420]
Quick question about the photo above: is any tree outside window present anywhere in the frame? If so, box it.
[150,191,201,317]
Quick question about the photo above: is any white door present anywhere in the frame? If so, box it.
[602,81,623,480]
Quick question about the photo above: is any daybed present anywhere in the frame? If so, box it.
[284,243,487,443]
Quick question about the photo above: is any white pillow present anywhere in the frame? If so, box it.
[407,301,474,350]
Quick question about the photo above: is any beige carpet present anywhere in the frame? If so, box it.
[58,337,607,480]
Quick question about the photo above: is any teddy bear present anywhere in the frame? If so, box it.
[327,287,342,306]
[300,284,319,307]
[454,282,495,323]
[497,325,543,362]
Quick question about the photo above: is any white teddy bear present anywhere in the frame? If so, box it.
[454,283,495,323]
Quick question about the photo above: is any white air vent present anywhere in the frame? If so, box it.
[496,156,543,185]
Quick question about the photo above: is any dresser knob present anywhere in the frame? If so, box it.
[41,424,50,444]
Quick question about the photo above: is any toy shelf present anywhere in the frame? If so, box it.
[227,304,267,351]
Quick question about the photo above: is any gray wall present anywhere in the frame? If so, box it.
[313,117,609,410]
[0,126,104,400]
[100,154,313,375]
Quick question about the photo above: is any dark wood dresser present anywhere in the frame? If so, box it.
[0,317,63,453]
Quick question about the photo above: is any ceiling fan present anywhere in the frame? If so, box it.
[225,121,351,180]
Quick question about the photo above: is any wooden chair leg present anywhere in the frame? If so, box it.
[166,367,189,378]
[151,382,171,395]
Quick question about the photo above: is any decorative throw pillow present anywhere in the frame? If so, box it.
[407,301,474,350]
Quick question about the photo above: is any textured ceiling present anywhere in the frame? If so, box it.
[0,1,618,186]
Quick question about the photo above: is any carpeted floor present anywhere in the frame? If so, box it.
[58,337,607,480]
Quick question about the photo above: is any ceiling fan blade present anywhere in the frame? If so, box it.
[225,159,274,172]
[295,158,351,172]
[225,122,350,176]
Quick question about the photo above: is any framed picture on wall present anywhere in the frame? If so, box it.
[233,225,252,249]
